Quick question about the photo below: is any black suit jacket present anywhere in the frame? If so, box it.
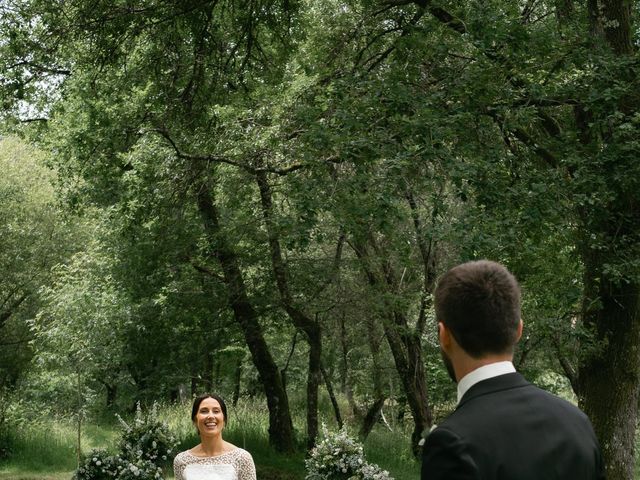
[421,373,605,479]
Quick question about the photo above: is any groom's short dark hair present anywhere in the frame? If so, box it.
[435,260,521,358]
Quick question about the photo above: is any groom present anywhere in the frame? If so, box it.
[421,260,604,479]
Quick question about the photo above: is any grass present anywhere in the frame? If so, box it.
[0,472,73,480]
[0,419,79,474]
[0,399,415,480]
[0,413,120,479]
[3,397,640,479]
[364,428,420,480]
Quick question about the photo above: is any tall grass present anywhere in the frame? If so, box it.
[0,418,79,474]
[364,427,420,480]
[0,414,120,477]
[4,397,640,479]
[1,398,416,479]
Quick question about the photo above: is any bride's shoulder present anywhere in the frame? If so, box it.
[173,449,195,466]
[224,443,253,460]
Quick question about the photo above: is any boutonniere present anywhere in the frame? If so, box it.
[418,424,438,446]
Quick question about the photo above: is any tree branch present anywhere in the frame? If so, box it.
[153,127,307,176]
[8,61,71,75]
[382,0,466,34]
[486,109,560,168]
[551,332,579,395]
[190,262,225,282]
[385,0,574,155]
[0,292,28,330]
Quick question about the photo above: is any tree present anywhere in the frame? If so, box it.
[1,0,302,452]
[33,244,130,464]
[3,0,638,471]
[0,137,77,404]
[359,1,639,476]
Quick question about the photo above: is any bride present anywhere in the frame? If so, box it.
[173,394,256,480]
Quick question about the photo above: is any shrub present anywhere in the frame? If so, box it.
[118,403,175,466]
[73,403,176,479]
[113,457,163,480]
[73,449,119,480]
[74,449,163,480]
[305,426,393,480]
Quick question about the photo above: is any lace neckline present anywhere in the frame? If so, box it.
[186,448,238,459]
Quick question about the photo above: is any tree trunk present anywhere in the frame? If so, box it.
[196,179,295,452]
[103,382,117,408]
[255,169,323,449]
[76,369,82,468]
[575,4,638,478]
[0,293,28,331]
[352,240,433,457]
[339,313,352,397]
[554,0,573,26]
[599,0,633,55]
[232,357,242,406]
[321,363,343,428]
[357,312,386,441]
[340,315,359,418]
[306,329,322,450]
[383,312,433,456]
[191,375,199,397]
[203,351,214,391]
[359,395,386,440]
[578,256,640,480]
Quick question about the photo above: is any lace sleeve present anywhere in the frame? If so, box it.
[236,449,257,480]
[173,452,186,480]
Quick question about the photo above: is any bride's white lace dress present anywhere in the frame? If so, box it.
[173,448,257,480]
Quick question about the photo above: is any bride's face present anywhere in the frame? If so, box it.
[194,397,225,437]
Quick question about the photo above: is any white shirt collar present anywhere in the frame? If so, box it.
[456,361,516,404]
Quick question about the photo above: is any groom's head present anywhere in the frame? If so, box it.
[435,260,522,360]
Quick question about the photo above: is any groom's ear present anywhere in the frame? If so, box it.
[438,322,451,349]
[515,319,523,343]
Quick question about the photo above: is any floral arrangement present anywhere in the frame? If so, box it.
[74,449,118,480]
[113,458,163,480]
[305,425,393,480]
[73,403,176,480]
[118,403,175,466]
[74,450,162,480]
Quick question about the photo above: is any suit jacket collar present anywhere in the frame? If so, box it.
[457,372,530,409]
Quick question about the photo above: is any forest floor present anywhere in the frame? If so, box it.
[0,468,303,480]
[0,472,72,480]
